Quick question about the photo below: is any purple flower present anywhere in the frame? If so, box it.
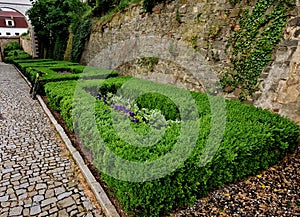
[129,111,134,117]
[104,109,109,113]
[132,118,138,123]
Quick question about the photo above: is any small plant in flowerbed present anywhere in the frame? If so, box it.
[96,92,181,130]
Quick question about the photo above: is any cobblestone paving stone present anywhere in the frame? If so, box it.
[0,63,103,217]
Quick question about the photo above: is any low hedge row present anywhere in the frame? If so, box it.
[3,41,32,63]
[44,76,299,216]
[13,59,118,95]
[44,80,78,130]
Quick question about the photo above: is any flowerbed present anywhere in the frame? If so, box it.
[12,59,118,95]
[44,76,299,216]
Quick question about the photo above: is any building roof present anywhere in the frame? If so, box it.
[0,11,24,18]
[0,10,28,28]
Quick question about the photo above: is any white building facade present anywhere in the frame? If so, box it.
[0,10,28,37]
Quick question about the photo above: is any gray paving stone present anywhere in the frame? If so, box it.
[83,201,94,210]
[18,193,27,200]
[45,189,55,198]
[19,182,29,189]
[16,189,26,195]
[0,212,8,217]
[33,194,44,203]
[57,197,75,209]
[22,208,29,216]
[36,183,47,190]
[54,186,65,196]
[2,168,13,174]
[0,195,9,202]
[30,205,41,215]
[41,197,57,207]
[9,206,22,216]
[1,201,10,208]
[57,191,72,200]
[11,173,21,178]
[39,211,49,217]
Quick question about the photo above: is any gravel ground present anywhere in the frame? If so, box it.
[170,143,300,217]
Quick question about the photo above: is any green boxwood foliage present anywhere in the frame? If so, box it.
[45,79,104,130]
[45,76,299,216]
[3,50,31,63]
[45,80,78,130]
[12,58,118,95]
[3,40,21,56]
[135,93,180,121]
[3,41,31,63]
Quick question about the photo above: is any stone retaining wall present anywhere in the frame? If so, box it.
[82,0,300,125]
[254,14,300,125]
[20,36,33,56]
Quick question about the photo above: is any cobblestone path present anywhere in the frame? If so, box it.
[0,63,103,217]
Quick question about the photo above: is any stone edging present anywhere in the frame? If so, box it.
[14,64,120,217]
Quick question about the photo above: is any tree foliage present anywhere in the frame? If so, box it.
[27,0,87,59]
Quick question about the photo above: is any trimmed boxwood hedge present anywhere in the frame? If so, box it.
[44,76,299,216]
[12,59,118,95]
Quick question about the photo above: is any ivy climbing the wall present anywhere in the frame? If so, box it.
[71,19,92,63]
[222,0,295,100]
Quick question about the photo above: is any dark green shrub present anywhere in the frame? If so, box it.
[3,41,31,63]
[53,35,69,60]
[4,51,31,63]
[3,41,21,56]
[98,76,132,95]
[45,80,77,130]
[135,93,180,121]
